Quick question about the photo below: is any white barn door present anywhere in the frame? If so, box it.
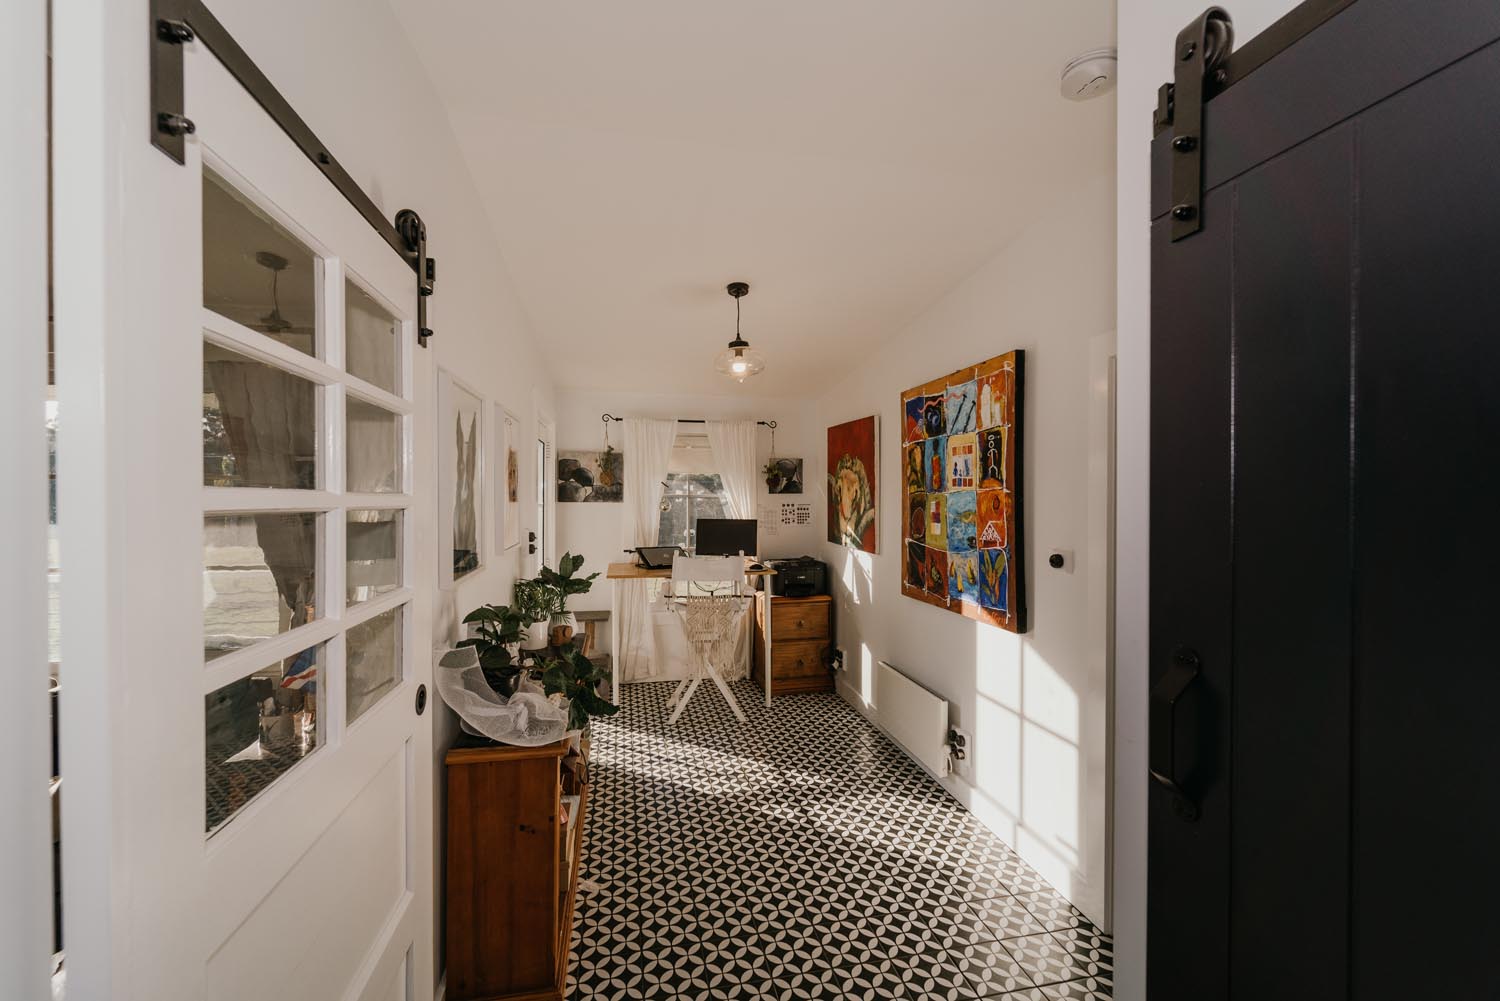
[54,28,433,1001]
[188,47,434,1001]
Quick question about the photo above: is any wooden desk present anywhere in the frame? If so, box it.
[605,559,777,707]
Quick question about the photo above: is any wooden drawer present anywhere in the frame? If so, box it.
[772,600,829,641]
[771,639,829,680]
[757,594,831,641]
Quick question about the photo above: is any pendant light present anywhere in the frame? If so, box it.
[254,250,292,333]
[714,281,765,382]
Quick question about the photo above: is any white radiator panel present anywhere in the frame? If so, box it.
[874,661,950,777]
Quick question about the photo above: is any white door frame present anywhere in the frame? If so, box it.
[0,1,53,996]
[533,409,556,574]
[53,6,433,997]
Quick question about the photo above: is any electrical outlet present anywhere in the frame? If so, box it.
[830,647,847,674]
[948,726,974,779]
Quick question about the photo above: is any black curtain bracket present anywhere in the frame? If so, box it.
[150,0,436,347]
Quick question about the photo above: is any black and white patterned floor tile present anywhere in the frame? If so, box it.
[570,681,1112,1000]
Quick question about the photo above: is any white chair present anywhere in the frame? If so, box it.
[665,556,751,723]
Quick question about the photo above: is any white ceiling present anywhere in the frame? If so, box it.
[391,1,1116,397]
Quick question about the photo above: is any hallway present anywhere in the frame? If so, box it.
[572,683,1113,999]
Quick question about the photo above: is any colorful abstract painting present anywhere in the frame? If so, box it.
[827,415,878,553]
[899,350,1026,632]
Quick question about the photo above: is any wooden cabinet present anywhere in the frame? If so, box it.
[752,593,834,695]
[444,735,588,1001]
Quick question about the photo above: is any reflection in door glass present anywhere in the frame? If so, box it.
[203,341,318,488]
[347,607,402,724]
[203,514,319,661]
[345,279,400,395]
[202,168,320,356]
[347,510,402,605]
[205,644,323,833]
[347,397,403,493]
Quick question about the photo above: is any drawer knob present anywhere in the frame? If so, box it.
[795,619,805,629]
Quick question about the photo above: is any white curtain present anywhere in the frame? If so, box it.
[707,419,758,520]
[619,418,677,681]
[706,419,760,679]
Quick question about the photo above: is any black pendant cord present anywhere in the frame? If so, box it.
[150,0,436,347]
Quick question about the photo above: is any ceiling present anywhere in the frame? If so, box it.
[391,1,1116,397]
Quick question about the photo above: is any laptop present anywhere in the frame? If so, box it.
[634,545,686,570]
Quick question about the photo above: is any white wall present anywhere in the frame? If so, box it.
[1113,3,1299,998]
[168,1,558,991]
[813,171,1116,926]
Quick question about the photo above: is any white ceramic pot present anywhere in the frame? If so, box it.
[522,620,550,651]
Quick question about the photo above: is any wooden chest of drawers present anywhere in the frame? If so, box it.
[752,593,834,695]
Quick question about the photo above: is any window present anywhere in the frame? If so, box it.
[656,432,732,552]
[199,165,413,835]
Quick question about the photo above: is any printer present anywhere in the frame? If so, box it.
[755,556,827,597]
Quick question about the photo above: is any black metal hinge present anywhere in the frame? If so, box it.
[149,0,436,348]
[1155,7,1235,241]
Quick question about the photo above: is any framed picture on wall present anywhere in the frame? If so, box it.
[899,349,1026,633]
[827,415,879,553]
[497,405,521,550]
[438,369,485,585]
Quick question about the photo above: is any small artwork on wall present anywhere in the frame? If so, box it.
[826,415,878,553]
[439,371,484,584]
[498,406,521,550]
[558,447,623,502]
[900,350,1025,633]
[765,457,804,494]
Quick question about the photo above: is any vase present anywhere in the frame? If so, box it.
[548,611,577,649]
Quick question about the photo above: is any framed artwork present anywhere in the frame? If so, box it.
[439,370,484,584]
[765,457,804,494]
[498,406,521,550]
[900,350,1026,632]
[557,447,623,502]
[826,415,878,553]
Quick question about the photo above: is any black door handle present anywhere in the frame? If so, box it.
[1150,647,1201,821]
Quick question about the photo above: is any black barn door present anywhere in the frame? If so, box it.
[1149,2,1500,998]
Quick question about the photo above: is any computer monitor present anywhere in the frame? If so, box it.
[695,518,758,557]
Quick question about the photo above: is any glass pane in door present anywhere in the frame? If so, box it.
[203,513,320,661]
[346,606,402,723]
[205,643,323,834]
[204,341,318,488]
[347,397,402,493]
[345,280,400,395]
[347,510,402,605]
[203,169,320,356]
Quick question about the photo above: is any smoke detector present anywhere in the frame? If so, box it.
[1060,48,1117,101]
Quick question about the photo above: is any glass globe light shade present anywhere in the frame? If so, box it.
[714,340,766,382]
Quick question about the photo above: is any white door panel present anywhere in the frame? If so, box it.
[76,39,433,1001]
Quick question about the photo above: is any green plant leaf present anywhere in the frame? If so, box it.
[576,689,619,716]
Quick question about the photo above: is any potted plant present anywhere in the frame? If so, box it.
[536,552,600,647]
[763,458,784,492]
[457,603,528,697]
[540,646,619,732]
[512,578,553,650]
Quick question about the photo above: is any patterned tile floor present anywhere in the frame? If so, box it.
[569,681,1112,1000]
